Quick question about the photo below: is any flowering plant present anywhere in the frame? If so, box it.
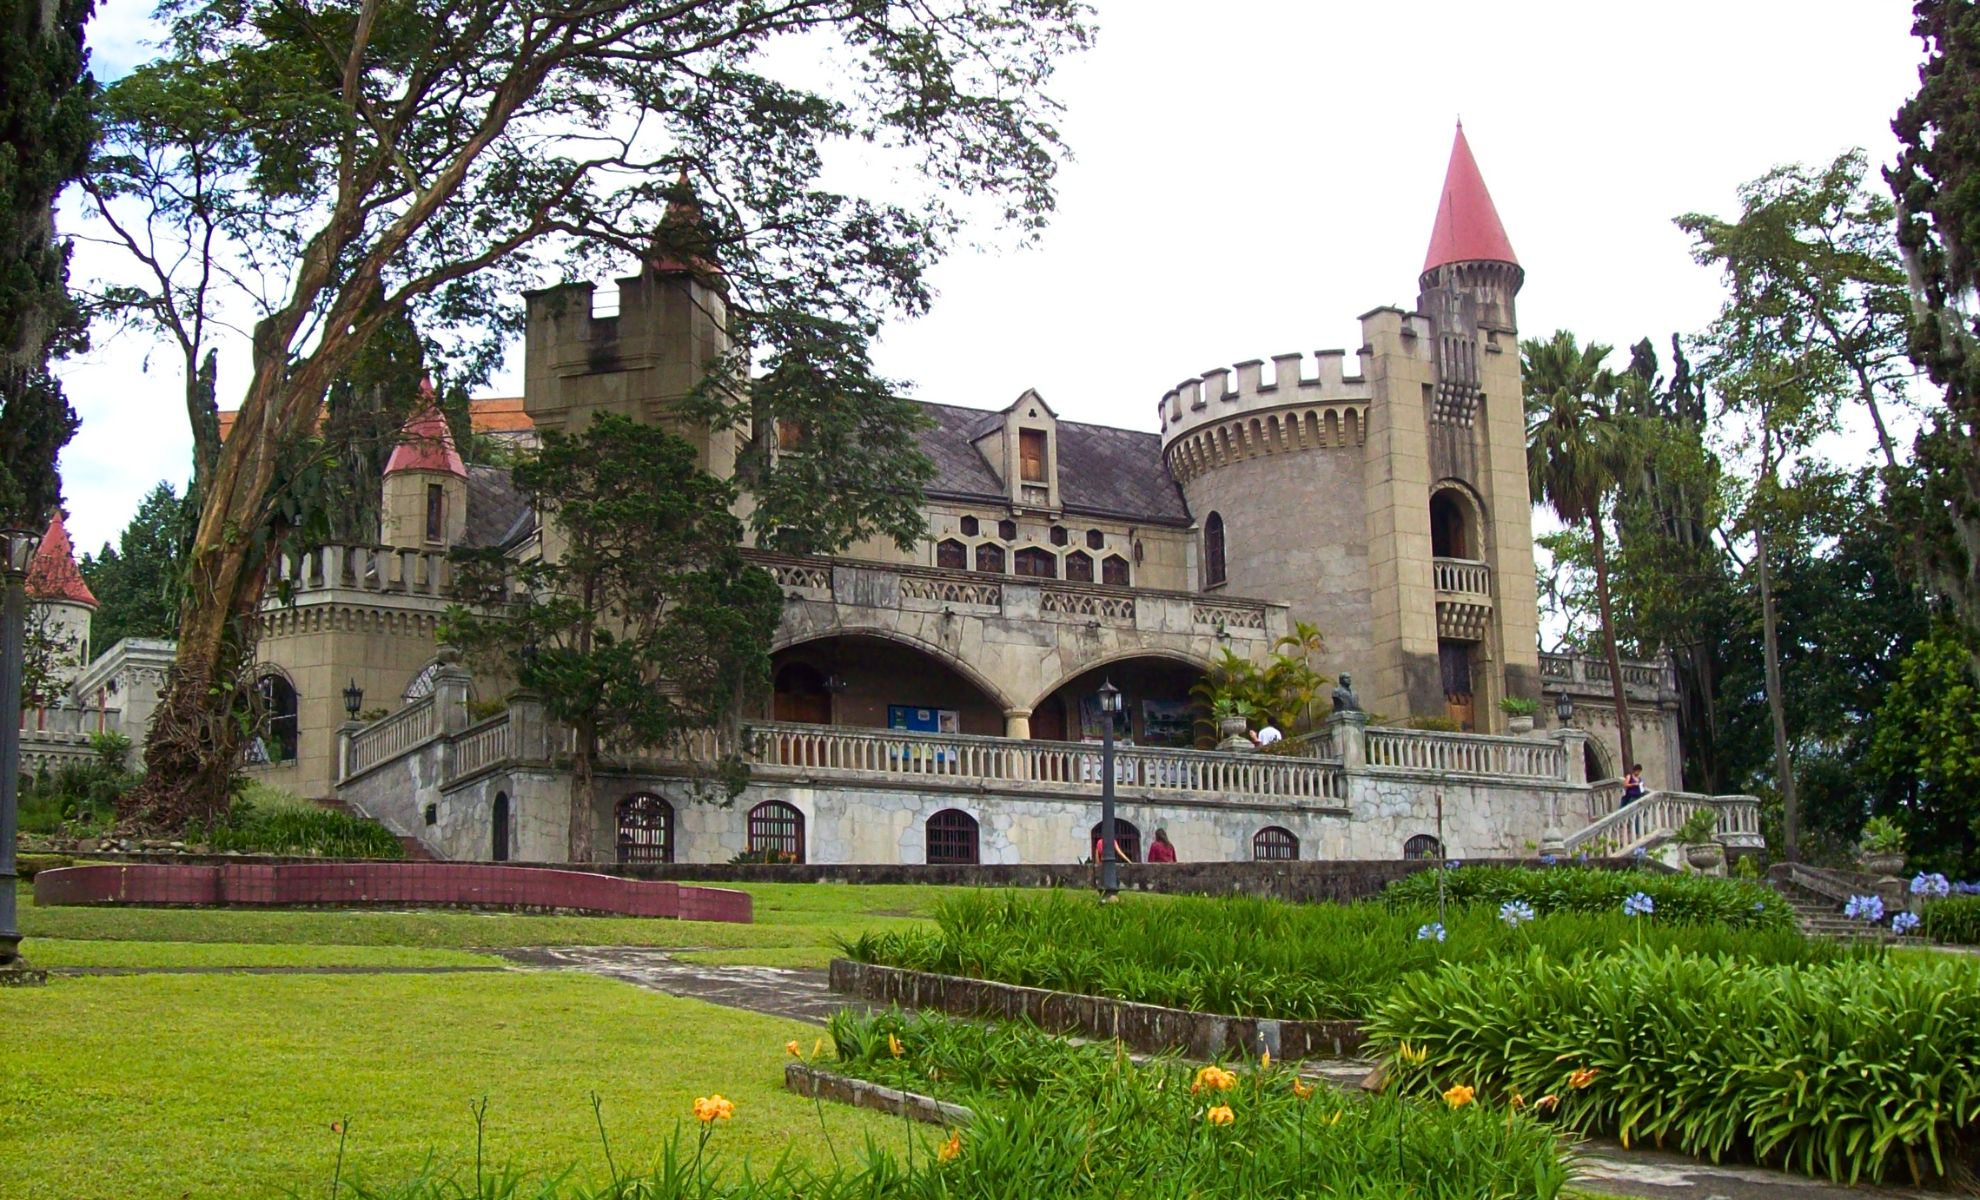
[1621,892,1654,918]
[1843,894,1885,923]
[1190,1065,1237,1095]
[1205,1104,1235,1125]
[1498,900,1535,928]
[1911,872,1951,898]
[1892,911,1921,935]
[1442,1083,1475,1109]
[1416,922,1446,943]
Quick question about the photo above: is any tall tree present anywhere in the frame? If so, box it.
[100,0,1091,825]
[444,413,784,862]
[1523,330,1637,769]
[1888,0,1980,662]
[0,0,95,527]
[80,481,191,651]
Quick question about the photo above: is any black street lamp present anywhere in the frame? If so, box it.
[1,524,44,977]
[343,679,365,720]
[1096,677,1123,900]
[1553,691,1574,726]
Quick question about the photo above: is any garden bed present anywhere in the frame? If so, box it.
[830,958,1365,1059]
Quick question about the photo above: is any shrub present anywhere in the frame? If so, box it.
[839,889,1838,1021]
[1383,865,1793,930]
[1365,946,1980,1186]
[192,798,405,858]
[17,853,73,879]
[1499,696,1539,717]
[1922,895,1980,945]
[1860,814,1906,855]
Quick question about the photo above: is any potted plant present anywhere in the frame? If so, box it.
[1675,806,1722,871]
[1210,697,1257,747]
[1499,695,1539,735]
[1858,815,1906,877]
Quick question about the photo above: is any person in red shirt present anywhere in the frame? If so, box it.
[1146,828,1177,863]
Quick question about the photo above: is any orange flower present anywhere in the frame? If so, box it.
[888,1034,904,1059]
[1290,1078,1314,1100]
[938,1130,962,1162]
[1205,1104,1235,1125]
[1568,1068,1598,1090]
[1509,1094,1526,1111]
[1535,1094,1559,1112]
[692,1095,735,1123]
[1442,1084,1475,1109]
[1190,1065,1237,1095]
[785,1040,802,1057]
[1259,1051,1271,1072]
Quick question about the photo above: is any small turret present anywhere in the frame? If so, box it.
[380,382,468,549]
[1417,122,1522,335]
[25,511,96,682]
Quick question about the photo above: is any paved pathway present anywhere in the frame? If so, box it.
[502,946,1939,1200]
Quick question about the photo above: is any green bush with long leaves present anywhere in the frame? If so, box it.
[1366,946,1980,1187]
[191,797,405,858]
[1382,865,1794,930]
[838,889,1846,1021]
[1922,895,1980,945]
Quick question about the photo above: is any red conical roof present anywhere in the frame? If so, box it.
[384,382,467,478]
[1422,122,1518,273]
[26,511,97,609]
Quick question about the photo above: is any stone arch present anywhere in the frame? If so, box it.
[1429,479,1488,560]
[772,626,1022,715]
[248,662,300,764]
[1026,647,1212,713]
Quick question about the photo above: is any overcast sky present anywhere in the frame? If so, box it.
[53,0,1926,554]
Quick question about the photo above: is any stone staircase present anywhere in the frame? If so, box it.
[1767,863,1894,943]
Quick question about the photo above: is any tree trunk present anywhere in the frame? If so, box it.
[1754,519,1798,860]
[570,716,596,864]
[1587,518,1635,770]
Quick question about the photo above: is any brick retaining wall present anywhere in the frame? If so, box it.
[32,862,752,923]
[829,959,1364,1060]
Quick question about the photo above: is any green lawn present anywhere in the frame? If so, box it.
[24,938,506,969]
[0,970,904,1200]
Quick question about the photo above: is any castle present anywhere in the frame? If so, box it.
[27,127,1714,866]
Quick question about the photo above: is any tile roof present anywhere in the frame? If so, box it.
[912,400,1191,526]
[1423,121,1518,272]
[463,465,531,549]
[26,512,97,607]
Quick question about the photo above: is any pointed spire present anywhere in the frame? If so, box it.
[649,168,722,281]
[25,511,97,608]
[1422,122,1518,273]
[384,381,467,478]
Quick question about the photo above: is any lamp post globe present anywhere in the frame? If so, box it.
[343,679,365,720]
[1096,678,1123,900]
[1553,691,1574,725]
[1,525,46,974]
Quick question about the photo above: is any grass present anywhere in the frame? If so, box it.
[20,881,957,964]
[0,970,901,1199]
[23,938,506,969]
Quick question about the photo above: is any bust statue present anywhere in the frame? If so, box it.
[1331,673,1362,714]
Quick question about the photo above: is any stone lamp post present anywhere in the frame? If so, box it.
[1,525,47,985]
[1096,678,1123,900]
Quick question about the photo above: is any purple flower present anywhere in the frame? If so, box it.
[1499,900,1536,927]
[1416,922,1447,943]
[1843,894,1884,923]
[1622,892,1654,918]
[1910,872,1951,898]
[1892,911,1921,936]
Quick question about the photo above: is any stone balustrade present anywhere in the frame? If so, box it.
[1538,650,1675,700]
[1431,556,1492,599]
[1362,725,1566,780]
[344,695,438,777]
[1562,789,1765,856]
[269,542,454,598]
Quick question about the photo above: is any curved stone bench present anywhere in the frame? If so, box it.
[32,862,751,923]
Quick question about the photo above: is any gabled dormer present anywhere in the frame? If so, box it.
[970,388,1059,511]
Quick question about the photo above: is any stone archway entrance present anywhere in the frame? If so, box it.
[1033,656,1206,748]
[769,634,1007,735]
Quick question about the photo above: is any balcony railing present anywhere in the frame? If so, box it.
[1432,557,1492,599]
[1562,789,1764,856]
[1539,651,1674,696]
[345,696,438,777]
[1363,726,1565,780]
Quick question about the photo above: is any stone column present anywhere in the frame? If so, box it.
[336,719,363,783]
[1003,708,1032,739]
[507,691,551,763]
[432,646,472,736]
[1550,727,1592,841]
[1328,711,1368,769]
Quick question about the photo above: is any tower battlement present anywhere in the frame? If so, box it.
[1156,348,1371,445]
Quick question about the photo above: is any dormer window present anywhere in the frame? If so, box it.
[1019,429,1047,483]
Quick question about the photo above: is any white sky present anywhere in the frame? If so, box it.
[53,0,1925,554]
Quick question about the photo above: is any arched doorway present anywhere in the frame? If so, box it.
[616,793,674,863]
[926,808,980,864]
[747,801,805,862]
[1032,656,1206,749]
[249,671,299,763]
[491,792,511,861]
[1430,489,1475,559]
[770,634,1007,737]
[1090,819,1141,863]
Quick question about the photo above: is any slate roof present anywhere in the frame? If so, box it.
[912,400,1191,526]
[463,465,531,549]
[26,512,97,607]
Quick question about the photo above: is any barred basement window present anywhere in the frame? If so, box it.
[1403,834,1442,860]
[748,801,805,862]
[925,808,980,864]
[1089,819,1141,863]
[616,793,675,864]
[1253,826,1299,861]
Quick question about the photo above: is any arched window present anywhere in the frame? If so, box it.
[1014,547,1057,579]
[748,801,805,862]
[1064,551,1094,582]
[254,672,299,763]
[1403,834,1442,861]
[1101,555,1131,587]
[1430,490,1471,559]
[492,792,511,861]
[1204,512,1226,587]
[404,660,441,701]
[1089,819,1141,863]
[616,793,675,864]
[926,808,980,864]
[1253,826,1299,861]
[936,538,967,570]
[974,542,1005,574]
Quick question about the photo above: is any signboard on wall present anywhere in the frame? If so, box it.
[887,706,959,734]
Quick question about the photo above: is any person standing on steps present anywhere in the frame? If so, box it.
[1620,764,1645,807]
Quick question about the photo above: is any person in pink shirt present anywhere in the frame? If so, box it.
[1146,828,1177,863]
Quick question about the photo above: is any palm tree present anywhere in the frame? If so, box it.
[1523,330,1637,772]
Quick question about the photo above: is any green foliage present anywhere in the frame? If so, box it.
[17,852,73,879]
[839,887,1831,1022]
[1188,622,1330,737]
[444,414,784,856]
[1367,946,1980,1186]
[1401,715,1460,733]
[1382,866,1793,930]
[0,0,94,528]
[806,1010,1569,1200]
[190,794,404,858]
[1871,619,1980,871]
[80,481,192,651]
[18,745,139,832]
[1922,895,1980,944]
[1858,814,1906,856]
[1675,807,1719,845]
[1498,696,1538,717]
